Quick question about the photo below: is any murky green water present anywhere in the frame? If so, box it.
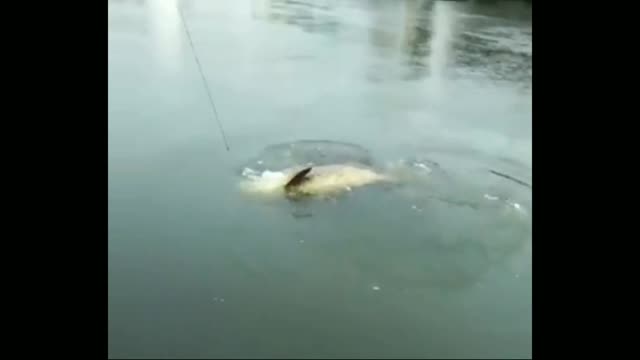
[109,0,531,358]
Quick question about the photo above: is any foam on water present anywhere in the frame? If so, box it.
[239,167,289,196]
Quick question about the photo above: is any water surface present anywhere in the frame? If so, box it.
[108,0,532,358]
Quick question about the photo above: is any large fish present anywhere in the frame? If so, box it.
[239,163,394,199]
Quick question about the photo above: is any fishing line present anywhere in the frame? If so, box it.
[177,6,230,151]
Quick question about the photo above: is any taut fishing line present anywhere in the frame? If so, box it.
[177,6,230,151]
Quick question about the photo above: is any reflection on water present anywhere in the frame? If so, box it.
[247,0,531,87]
[265,0,339,34]
[148,0,182,72]
[107,0,532,102]
[404,0,431,80]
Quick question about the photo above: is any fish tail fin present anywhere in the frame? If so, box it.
[284,167,312,191]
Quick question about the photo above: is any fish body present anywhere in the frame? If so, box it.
[239,163,392,199]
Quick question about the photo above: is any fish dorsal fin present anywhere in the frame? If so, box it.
[285,167,312,190]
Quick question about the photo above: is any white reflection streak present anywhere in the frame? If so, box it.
[428,0,458,98]
[149,0,182,72]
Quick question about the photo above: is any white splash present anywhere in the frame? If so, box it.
[413,162,432,173]
[507,200,527,215]
[484,194,499,201]
[239,168,289,195]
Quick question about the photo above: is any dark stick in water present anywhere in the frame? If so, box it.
[489,169,532,189]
